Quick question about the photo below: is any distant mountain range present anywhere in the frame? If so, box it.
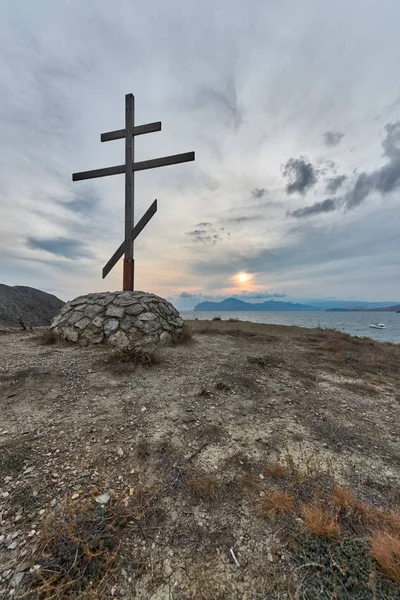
[194,298,317,311]
[193,297,400,312]
[0,284,64,327]
[328,305,400,312]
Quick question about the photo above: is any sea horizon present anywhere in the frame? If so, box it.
[181,310,400,344]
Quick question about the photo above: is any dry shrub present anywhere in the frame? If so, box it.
[301,503,340,539]
[171,322,193,345]
[26,495,123,598]
[260,490,295,518]
[370,532,400,584]
[263,462,287,480]
[39,329,58,345]
[105,343,160,371]
[247,355,282,368]
[187,474,222,502]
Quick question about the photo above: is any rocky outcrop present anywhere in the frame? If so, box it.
[0,284,64,327]
[51,291,183,347]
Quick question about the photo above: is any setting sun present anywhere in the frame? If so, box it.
[238,272,249,283]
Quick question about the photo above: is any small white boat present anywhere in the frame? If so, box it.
[369,323,386,329]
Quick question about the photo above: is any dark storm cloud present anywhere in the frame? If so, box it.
[251,188,267,198]
[289,198,339,218]
[282,156,318,195]
[27,237,91,259]
[326,174,347,194]
[323,131,344,147]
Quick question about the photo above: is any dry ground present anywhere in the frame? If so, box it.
[0,321,399,599]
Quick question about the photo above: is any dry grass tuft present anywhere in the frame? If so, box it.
[187,474,222,502]
[38,328,58,345]
[263,462,287,480]
[370,532,400,584]
[301,503,340,539]
[260,490,295,518]
[105,343,160,372]
[332,485,357,508]
[314,330,400,380]
[171,323,193,345]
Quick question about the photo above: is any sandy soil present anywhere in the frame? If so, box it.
[0,321,399,598]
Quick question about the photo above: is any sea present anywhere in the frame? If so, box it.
[181,311,400,344]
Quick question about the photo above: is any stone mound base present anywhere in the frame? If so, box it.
[51,291,183,347]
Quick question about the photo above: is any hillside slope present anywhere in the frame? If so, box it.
[0,284,64,327]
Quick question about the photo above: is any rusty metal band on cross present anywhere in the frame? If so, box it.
[72,93,195,291]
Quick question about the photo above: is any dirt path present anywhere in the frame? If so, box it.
[0,322,399,598]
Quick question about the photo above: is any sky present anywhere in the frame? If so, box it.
[0,0,399,309]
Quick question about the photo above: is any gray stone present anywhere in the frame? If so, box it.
[70,296,87,307]
[106,305,125,318]
[125,304,144,316]
[113,296,140,307]
[160,331,171,343]
[75,317,91,330]
[84,304,103,319]
[69,311,85,325]
[137,320,158,333]
[120,316,133,331]
[104,319,119,336]
[138,312,156,321]
[92,316,104,328]
[108,330,129,347]
[10,572,24,587]
[96,295,115,306]
[63,327,79,342]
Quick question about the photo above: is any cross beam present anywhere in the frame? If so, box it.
[71,93,195,290]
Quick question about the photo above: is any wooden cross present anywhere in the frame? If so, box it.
[72,93,195,291]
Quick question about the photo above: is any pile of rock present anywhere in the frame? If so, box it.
[50,291,183,347]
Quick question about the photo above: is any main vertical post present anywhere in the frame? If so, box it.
[124,94,135,291]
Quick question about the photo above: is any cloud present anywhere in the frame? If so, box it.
[185,229,221,244]
[194,77,243,130]
[237,291,286,299]
[251,188,267,198]
[282,157,317,195]
[195,222,212,227]
[289,198,339,218]
[225,215,262,223]
[345,121,400,209]
[66,189,100,214]
[290,122,400,218]
[26,237,91,259]
[179,292,197,298]
[325,174,347,193]
[323,131,344,147]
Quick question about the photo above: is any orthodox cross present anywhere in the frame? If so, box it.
[72,93,195,290]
